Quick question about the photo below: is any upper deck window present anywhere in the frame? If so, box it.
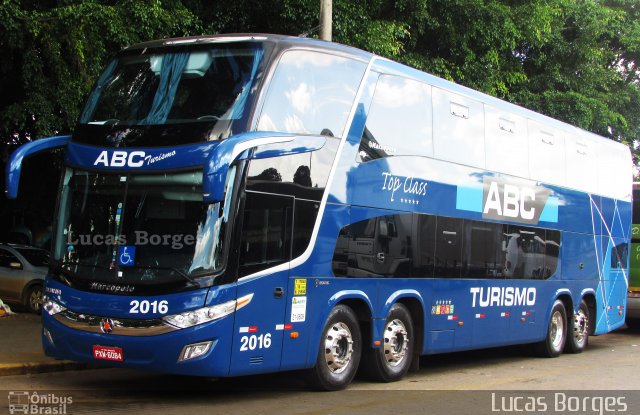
[79,45,263,127]
[257,50,366,137]
[358,75,433,162]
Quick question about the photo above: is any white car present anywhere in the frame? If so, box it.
[0,244,48,313]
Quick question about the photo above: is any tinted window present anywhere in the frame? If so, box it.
[358,75,432,162]
[464,221,503,278]
[15,248,49,267]
[517,227,547,279]
[241,141,338,272]
[245,137,338,201]
[332,214,412,278]
[434,216,463,278]
[503,226,560,279]
[81,45,263,126]
[257,50,366,137]
[611,243,629,269]
[0,249,20,268]
[238,191,293,277]
[293,199,320,258]
[544,230,561,277]
[333,214,561,280]
[413,214,436,278]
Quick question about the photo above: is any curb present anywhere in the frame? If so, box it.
[0,361,95,377]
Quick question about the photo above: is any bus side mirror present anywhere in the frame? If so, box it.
[202,133,326,203]
[5,135,71,199]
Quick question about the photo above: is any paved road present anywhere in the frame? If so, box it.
[1,326,639,414]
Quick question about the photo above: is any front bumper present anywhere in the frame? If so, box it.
[42,310,234,377]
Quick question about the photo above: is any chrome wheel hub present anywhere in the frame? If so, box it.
[550,310,565,350]
[573,309,588,346]
[383,319,409,367]
[324,322,354,374]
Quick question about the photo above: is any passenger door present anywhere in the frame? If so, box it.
[229,190,293,375]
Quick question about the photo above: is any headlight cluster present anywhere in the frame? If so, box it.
[42,297,67,316]
[163,300,236,329]
[162,293,253,329]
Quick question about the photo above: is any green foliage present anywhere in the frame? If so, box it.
[1,0,639,168]
[0,0,200,149]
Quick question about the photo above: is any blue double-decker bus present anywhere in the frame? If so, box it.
[6,34,632,390]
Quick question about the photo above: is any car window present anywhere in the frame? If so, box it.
[0,248,21,268]
[15,248,49,267]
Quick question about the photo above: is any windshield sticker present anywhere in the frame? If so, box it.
[291,296,307,322]
[431,299,455,316]
[118,246,136,267]
[294,279,306,295]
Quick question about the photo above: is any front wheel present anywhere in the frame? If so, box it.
[565,300,589,354]
[534,299,567,357]
[26,284,43,314]
[306,305,362,391]
[361,303,414,382]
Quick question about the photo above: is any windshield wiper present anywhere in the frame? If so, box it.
[53,261,196,284]
[50,260,114,284]
[126,265,197,285]
[53,261,113,275]
[59,261,113,270]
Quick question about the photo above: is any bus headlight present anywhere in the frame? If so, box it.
[163,293,253,329]
[42,297,67,316]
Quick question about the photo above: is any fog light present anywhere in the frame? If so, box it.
[178,341,212,362]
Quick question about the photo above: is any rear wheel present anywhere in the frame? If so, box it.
[565,300,589,354]
[362,303,414,382]
[306,305,361,391]
[534,299,566,357]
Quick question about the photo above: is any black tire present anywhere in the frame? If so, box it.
[306,305,361,391]
[534,299,567,357]
[361,303,414,382]
[25,284,43,314]
[565,300,589,354]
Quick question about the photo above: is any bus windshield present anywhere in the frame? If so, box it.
[79,44,263,126]
[52,168,236,289]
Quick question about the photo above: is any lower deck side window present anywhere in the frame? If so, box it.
[332,212,561,279]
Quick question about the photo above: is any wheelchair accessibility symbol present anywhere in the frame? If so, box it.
[118,246,136,267]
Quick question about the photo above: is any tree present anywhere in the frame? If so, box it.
[508,0,640,152]
[1,0,639,162]
[0,0,202,243]
[0,0,201,155]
